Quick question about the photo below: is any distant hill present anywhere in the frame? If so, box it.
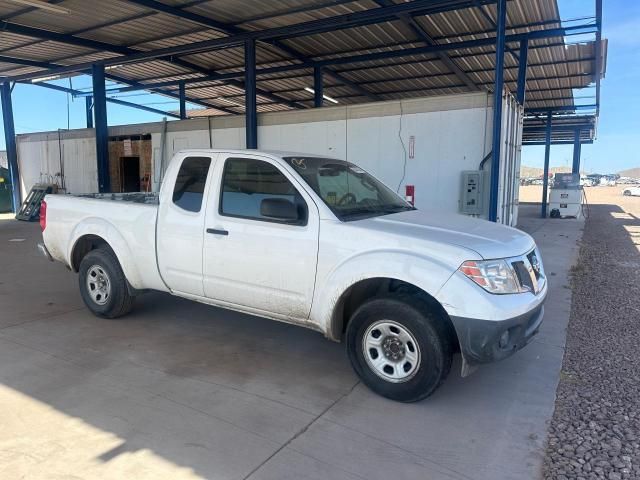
[619,168,640,179]
[520,165,572,178]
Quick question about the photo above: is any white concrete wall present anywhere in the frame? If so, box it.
[16,131,97,196]
[0,150,7,169]
[15,92,523,224]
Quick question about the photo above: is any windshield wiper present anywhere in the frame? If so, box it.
[377,204,416,214]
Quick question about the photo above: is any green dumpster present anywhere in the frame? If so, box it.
[0,167,13,213]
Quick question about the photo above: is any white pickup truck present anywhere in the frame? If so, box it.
[39,149,547,402]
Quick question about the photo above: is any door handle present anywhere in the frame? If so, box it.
[207,228,229,236]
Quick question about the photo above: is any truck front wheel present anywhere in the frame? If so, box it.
[346,295,452,402]
[78,247,134,318]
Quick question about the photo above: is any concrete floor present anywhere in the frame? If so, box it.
[0,207,582,480]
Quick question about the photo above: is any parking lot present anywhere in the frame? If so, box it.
[0,202,581,480]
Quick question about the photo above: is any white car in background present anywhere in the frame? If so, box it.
[622,186,640,196]
[580,177,595,187]
[600,177,617,186]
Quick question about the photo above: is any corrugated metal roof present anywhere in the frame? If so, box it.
[0,0,600,117]
[523,114,597,144]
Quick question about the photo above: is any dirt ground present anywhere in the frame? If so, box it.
[519,184,636,208]
[526,184,640,479]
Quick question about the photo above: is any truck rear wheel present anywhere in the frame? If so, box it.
[78,247,134,318]
[346,295,452,402]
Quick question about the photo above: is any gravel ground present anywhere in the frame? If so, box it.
[541,187,640,480]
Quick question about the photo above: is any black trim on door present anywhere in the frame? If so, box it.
[206,228,229,236]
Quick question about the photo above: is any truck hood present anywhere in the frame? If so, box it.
[356,209,535,260]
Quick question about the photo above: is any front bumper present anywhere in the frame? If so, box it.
[451,303,545,367]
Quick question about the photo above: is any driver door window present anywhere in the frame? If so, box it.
[220,158,307,224]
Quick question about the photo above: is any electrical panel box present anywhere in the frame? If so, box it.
[460,170,484,215]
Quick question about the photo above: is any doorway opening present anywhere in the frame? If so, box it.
[120,156,140,192]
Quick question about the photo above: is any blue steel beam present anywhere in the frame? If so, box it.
[516,39,528,105]
[313,67,323,108]
[595,0,603,115]
[7,0,503,81]
[126,0,242,33]
[67,25,598,95]
[0,21,135,56]
[92,65,110,193]
[0,21,303,111]
[374,0,479,90]
[488,0,507,223]
[127,36,585,84]
[33,81,182,119]
[541,112,552,218]
[0,55,58,70]
[0,54,238,115]
[179,81,187,120]
[523,125,594,133]
[526,105,597,113]
[126,0,379,102]
[572,128,582,174]
[0,81,21,212]
[85,96,93,128]
[103,73,237,115]
[524,140,592,146]
[245,39,258,149]
[471,0,521,62]
[0,1,210,58]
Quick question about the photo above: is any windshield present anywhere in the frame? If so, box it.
[284,157,414,221]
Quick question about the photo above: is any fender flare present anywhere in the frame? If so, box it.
[67,217,145,289]
[310,249,457,339]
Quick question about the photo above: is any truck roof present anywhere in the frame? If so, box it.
[175,148,336,159]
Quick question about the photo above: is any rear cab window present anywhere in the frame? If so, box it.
[172,156,211,212]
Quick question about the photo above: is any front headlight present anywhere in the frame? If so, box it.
[459,259,520,294]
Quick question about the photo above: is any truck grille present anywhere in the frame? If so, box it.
[511,248,545,294]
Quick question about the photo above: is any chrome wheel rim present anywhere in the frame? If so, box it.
[86,265,111,306]
[362,320,421,383]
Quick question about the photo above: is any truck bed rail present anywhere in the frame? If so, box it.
[73,192,159,205]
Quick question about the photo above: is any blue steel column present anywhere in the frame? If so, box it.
[572,128,582,174]
[541,111,552,218]
[85,95,93,128]
[595,0,602,115]
[1,81,21,212]
[516,39,529,105]
[178,81,187,120]
[313,67,324,108]
[244,39,257,149]
[92,64,110,193]
[488,0,507,222]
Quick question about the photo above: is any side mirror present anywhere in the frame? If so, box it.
[260,198,299,222]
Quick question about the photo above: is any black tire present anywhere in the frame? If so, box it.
[346,294,453,402]
[623,190,631,196]
[78,247,134,318]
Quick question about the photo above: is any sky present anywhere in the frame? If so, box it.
[1,0,638,174]
[522,0,639,173]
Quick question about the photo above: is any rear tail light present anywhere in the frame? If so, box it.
[39,199,47,232]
